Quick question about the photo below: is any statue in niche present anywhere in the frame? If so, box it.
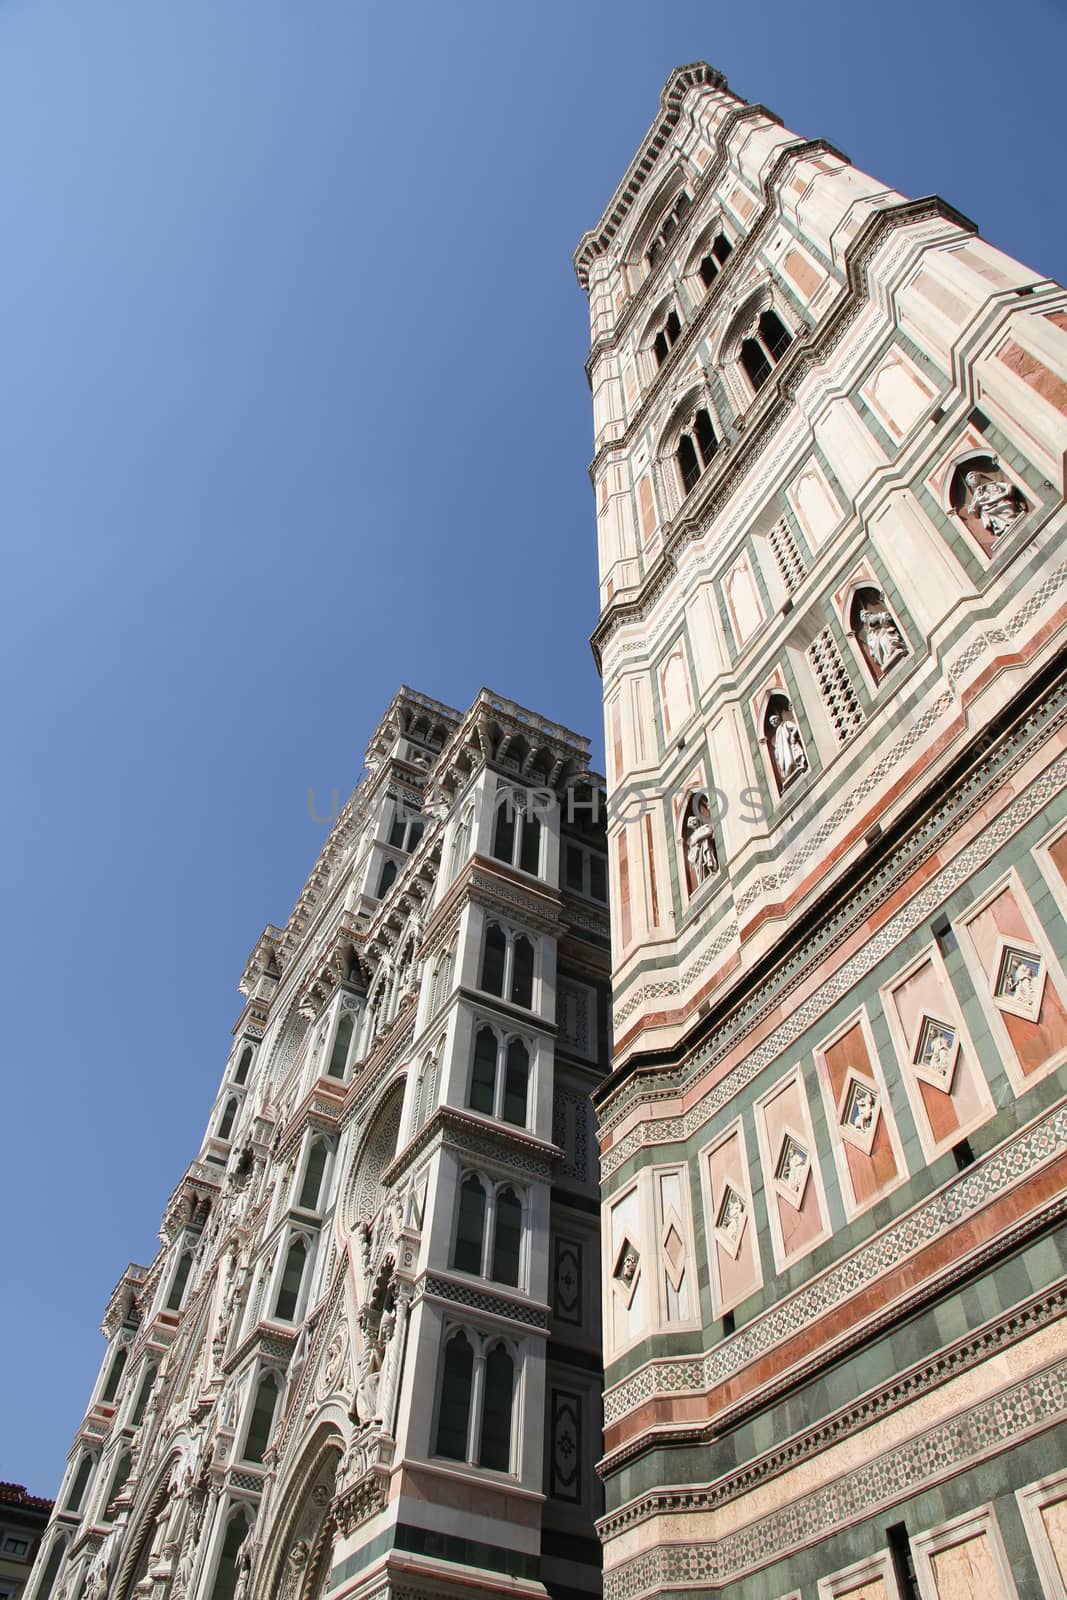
[965,466,1027,539]
[764,696,808,792]
[682,791,718,890]
[1006,954,1039,1009]
[850,586,907,681]
[232,1524,256,1600]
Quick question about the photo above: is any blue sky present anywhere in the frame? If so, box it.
[2,0,1065,1493]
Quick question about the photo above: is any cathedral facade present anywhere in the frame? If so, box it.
[27,689,610,1600]
[574,63,1067,1600]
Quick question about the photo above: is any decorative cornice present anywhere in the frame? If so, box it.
[603,1355,1067,1598]
[597,1278,1067,1536]
[573,63,733,289]
[599,1100,1067,1441]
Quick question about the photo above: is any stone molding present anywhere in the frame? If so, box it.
[600,675,1067,1159]
[597,1282,1067,1540]
[602,1355,1067,1599]
[601,1100,1067,1430]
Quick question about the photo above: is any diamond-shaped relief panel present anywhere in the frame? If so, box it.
[714,1185,747,1257]
[613,1238,640,1289]
[774,1135,810,1208]
[839,1076,880,1152]
[913,1015,959,1089]
[663,1224,685,1275]
[993,942,1045,1021]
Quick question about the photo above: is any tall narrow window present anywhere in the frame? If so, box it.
[217,1096,239,1142]
[481,925,507,996]
[273,1238,307,1322]
[652,309,682,367]
[327,1013,353,1079]
[243,1373,279,1463]
[435,1333,473,1460]
[492,801,515,865]
[741,309,792,394]
[699,233,732,287]
[166,1251,193,1312]
[64,1455,93,1514]
[491,1189,522,1286]
[35,1536,67,1600]
[233,1046,253,1085]
[130,1364,156,1427]
[101,1344,128,1404]
[502,1040,529,1126]
[450,810,472,882]
[676,409,718,496]
[453,1176,487,1275]
[377,860,398,897]
[741,337,772,391]
[478,1344,514,1471]
[298,1142,328,1211]
[105,1451,131,1512]
[518,810,541,875]
[511,937,534,1009]
[470,1027,498,1114]
[209,1511,251,1600]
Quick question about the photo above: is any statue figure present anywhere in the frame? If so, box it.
[1008,955,1038,1009]
[768,709,807,787]
[782,1145,807,1195]
[848,1087,876,1133]
[685,814,717,886]
[354,1338,383,1424]
[719,1190,746,1249]
[923,1027,954,1080]
[232,1522,256,1600]
[859,606,907,675]
[618,1248,639,1286]
[966,468,1027,539]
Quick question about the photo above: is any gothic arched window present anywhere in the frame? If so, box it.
[468,1029,530,1128]
[165,1250,193,1313]
[326,1013,354,1079]
[100,1343,128,1404]
[741,310,792,393]
[491,1188,522,1286]
[217,1096,239,1142]
[435,1332,474,1460]
[298,1141,329,1212]
[676,407,719,495]
[233,1045,254,1085]
[273,1237,308,1322]
[699,231,733,287]
[129,1364,156,1427]
[208,1507,251,1600]
[511,936,535,1008]
[452,1175,488,1275]
[479,1343,515,1471]
[377,859,398,898]
[242,1372,280,1463]
[64,1454,94,1513]
[480,925,507,996]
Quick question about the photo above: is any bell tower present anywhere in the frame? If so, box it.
[577,62,1067,1600]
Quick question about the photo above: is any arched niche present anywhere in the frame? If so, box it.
[257,1432,344,1600]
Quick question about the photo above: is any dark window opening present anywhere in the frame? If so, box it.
[470,1028,497,1115]
[453,1175,487,1275]
[435,1333,473,1460]
[492,1188,522,1286]
[511,936,534,1008]
[503,1039,529,1127]
[243,1375,279,1464]
[478,1344,514,1470]
[741,337,773,392]
[327,1013,353,1079]
[481,925,507,996]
